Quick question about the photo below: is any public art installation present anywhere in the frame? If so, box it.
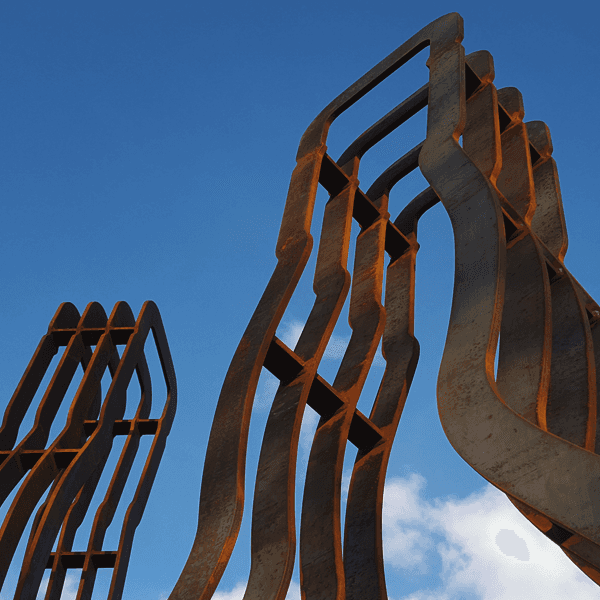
[1,11,599,600]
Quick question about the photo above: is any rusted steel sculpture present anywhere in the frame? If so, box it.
[0,301,176,600]
[166,12,600,600]
[3,11,599,600]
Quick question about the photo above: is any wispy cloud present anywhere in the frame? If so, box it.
[0,573,79,600]
[212,581,246,600]
[210,473,600,600]
[254,371,279,410]
[279,320,304,350]
[35,573,79,600]
[279,319,385,367]
[299,406,318,462]
[383,474,599,600]
[212,579,302,600]
[249,320,598,598]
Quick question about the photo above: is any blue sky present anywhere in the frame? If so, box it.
[1,1,600,599]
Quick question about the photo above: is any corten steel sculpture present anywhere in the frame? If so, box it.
[166,12,600,600]
[0,301,176,599]
[2,11,600,600]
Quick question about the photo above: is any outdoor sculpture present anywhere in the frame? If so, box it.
[0,302,176,599]
[1,11,599,600]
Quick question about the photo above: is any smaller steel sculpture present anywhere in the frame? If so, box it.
[0,301,176,600]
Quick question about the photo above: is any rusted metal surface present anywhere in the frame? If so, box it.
[168,10,600,599]
[4,11,600,600]
[0,301,176,599]
[421,27,600,587]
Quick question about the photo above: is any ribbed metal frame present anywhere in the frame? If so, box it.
[167,12,600,599]
[0,301,176,600]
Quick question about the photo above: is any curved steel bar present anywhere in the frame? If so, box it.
[419,24,600,571]
[32,303,123,600]
[341,50,492,600]
[546,267,596,450]
[366,143,423,203]
[457,57,600,582]
[393,186,439,237]
[296,14,462,161]
[242,25,459,600]
[491,86,554,429]
[392,50,494,237]
[13,307,122,599]
[44,465,105,600]
[0,330,61,448]
[0,304,107,591]
[300,205,388,600]
[343,243,419,600]
[526,121,569,262]
[38,303,155,600]
[243,177,356,600]
[495,87,536,224]
[107,301,177,600]
[168,172,318,600]
[496,233,552,426]
[337,84,428,169]
[8,11,600,598]
[65,303,148,600]
[494,99,594,446]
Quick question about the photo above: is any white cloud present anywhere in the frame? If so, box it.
[212,579,301,600]
[0,572,79,600]
[254,371,279,410]
[278,319,386,367]
[323,333,348,360]
[285,580,302,600]
[34,573,79,600]
[206,474,599,600]
[279,320,304,350]
[383,474,599,600]
[212,581,246,600]
[299,407,318,461]
[324,332,386,367]
[254,320,599,598]
[252,319,301,412]
[396,592,451,600]
[257,315,387,414]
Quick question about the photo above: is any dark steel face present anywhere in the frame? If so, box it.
[3,11,599,600]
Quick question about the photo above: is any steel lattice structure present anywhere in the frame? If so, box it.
[2,11,600,600]
[0,302,176,599]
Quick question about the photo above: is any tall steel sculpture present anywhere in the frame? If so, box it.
[2,11,600,600]
[167,12,600,600]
